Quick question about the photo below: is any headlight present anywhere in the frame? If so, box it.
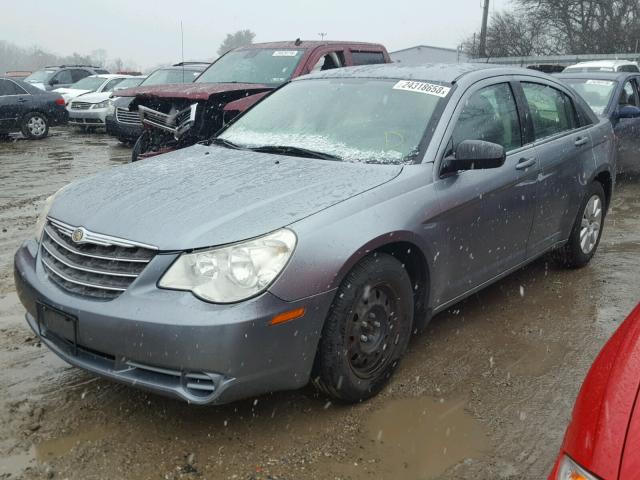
[106,99,115,115]
[92,101,109,109]
[159,229,296,303]
[34,185,68,241]
[557,455,599,480]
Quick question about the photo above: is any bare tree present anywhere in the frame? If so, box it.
[463,10,557,58]
[217,30,256,56]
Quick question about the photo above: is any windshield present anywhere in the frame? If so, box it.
[113,77,144,90]
[70,76,106,91]
[24,69,55,83]
[219,78,446,164]
[141,68,201,86]
[196,49,304,86]
[564,78,617,115]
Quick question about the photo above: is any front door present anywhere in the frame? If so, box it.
[0,79,29,131]
[613,78,640,172]
[431,80,539,304]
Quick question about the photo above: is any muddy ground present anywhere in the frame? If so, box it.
[1,127,639,480]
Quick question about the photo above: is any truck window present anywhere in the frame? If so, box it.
[352,51,386,66]
[310,51,345,73]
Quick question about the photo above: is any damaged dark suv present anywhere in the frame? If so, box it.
[127,40,391,161]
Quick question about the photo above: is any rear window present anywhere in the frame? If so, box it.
[141,69,201,86]
[351,51,386,66]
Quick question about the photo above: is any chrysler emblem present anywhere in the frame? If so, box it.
[71,227,85,243]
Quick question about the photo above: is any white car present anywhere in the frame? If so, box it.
[67,76,146,131]
[564,60,640,73]
[54,74,132,104]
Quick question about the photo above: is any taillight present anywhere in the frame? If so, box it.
[55,97,65,106]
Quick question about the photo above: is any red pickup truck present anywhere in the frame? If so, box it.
[117,40,391,161]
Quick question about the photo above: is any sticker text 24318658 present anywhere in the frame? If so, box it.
[393,80,451,98]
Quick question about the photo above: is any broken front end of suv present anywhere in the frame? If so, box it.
[129,86,272,162]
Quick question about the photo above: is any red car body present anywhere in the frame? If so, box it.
[549,303,640,479]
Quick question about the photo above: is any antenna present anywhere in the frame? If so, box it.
[181,21,185,82]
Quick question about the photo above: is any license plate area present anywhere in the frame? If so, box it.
[37,302,78,355]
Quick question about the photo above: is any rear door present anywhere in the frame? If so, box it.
[431,78,539,302]
[518,79,595,255]
[0,79,29,131]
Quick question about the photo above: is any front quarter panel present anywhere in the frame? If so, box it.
[269,165,440,303]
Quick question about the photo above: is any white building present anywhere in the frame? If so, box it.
[391,45,467,65]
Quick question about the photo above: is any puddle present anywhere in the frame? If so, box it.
[334,397,489,479]
[36,425,111,462]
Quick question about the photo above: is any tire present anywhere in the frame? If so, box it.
[554,182,606,268]
[313,253,414,403]
[131,133,145,162]
[21,112,49,139]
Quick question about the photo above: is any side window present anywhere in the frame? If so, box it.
[351,51,386,66]
[53,69,73,85]
[521,82,576,140]
[310,51,345,73]
[70,69,90,83]
[620,80,639,107]
[0,79,13,96]
[0,79,26,95]
[450,83,522,153]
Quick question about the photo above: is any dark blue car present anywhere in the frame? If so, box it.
[557,72,640,174]
[0,77,68,139]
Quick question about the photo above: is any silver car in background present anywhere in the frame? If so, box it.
[14,64,614,405]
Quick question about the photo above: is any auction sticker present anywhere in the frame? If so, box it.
[273,51,299,57]
[393,80,451,97]
[586,80,614,86]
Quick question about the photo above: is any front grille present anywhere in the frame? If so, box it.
[139,104,197,135]
[71,102,91,110]
[40,218,157,300]
[116,107,141,125]
[124,361,218,397]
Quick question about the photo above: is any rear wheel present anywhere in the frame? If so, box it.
[313,253,414,403]
[21,112,49,139]
[554,182,606,268]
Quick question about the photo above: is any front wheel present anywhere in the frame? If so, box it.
[554,182,606,268]
[313,253,414,403]
[21,112,49,139]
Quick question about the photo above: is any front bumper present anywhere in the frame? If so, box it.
[14,240,333,405]
[68,108,108,127]
[105,115,142,141]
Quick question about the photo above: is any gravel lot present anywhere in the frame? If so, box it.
[1,127,639,479]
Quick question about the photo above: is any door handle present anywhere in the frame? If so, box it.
[516,157,536,170]
[574,136,589,147]
[17,98,28,103]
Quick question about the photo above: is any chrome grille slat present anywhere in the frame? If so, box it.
[116,107,141,125]
[44,225,152,263]
[41,242,138,278]
[41,257,127,292]
[71,102,92,110]
[40,218,157,300]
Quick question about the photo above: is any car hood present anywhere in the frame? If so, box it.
[53,88,91,96]
[116,82,272,101]
[562,303,640,480]
[49,144,403,250]
[71,91,111,103]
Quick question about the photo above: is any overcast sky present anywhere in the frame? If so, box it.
[2,0,512,68]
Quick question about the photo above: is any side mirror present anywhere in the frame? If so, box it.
[442,140,506,175]
[49,78,59,86]
[618,105,640,119]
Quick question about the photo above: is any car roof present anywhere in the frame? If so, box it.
[555,72,633,81]
[161,63,209,71]
[235,40,386,50]
[298,63,549,84]
[87,74,133,79]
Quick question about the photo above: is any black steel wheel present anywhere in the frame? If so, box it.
[313,253,414,403]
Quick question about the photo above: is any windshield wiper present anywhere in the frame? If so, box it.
[248,145,342,161]
[205,137,245,150]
